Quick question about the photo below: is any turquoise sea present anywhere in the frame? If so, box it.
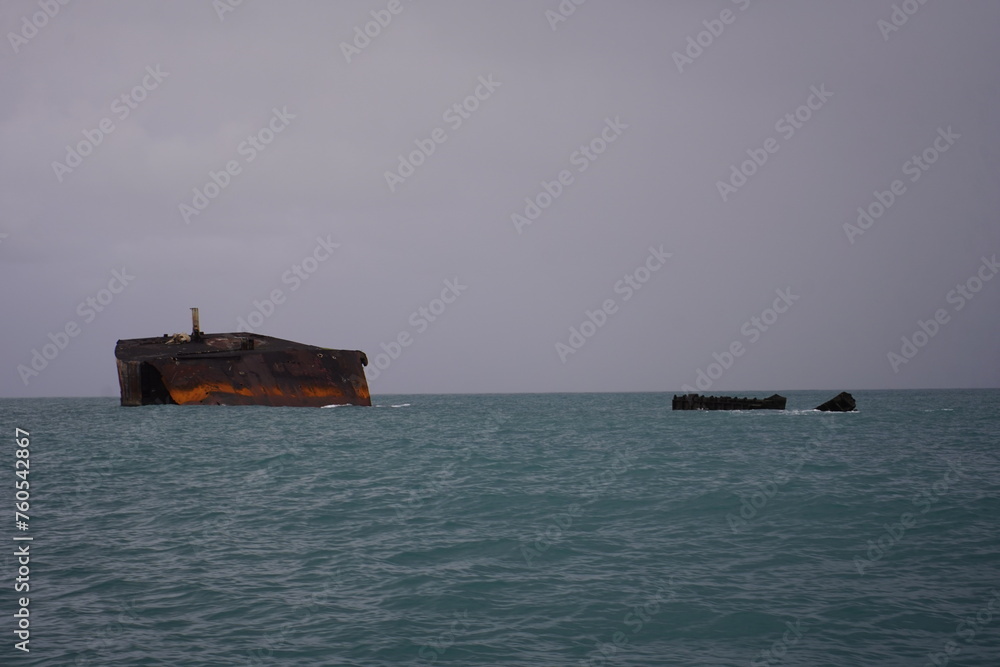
[2,390,999,666]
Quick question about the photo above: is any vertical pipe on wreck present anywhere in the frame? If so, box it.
[191,307,201,336]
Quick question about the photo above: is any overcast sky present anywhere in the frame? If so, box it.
[2,0,998,398]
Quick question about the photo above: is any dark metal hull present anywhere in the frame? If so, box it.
[672,393,787,411]
[115,332,371,407]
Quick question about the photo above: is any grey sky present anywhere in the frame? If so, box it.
[2,0,998,397]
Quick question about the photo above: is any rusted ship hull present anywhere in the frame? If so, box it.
[672,393,787,410]
[115,325,371,407]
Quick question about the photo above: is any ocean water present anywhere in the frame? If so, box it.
[2,390,999,666]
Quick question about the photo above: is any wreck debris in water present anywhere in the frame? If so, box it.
[671,391,859,411]
[815,392,856,412]
[671,393,787,410]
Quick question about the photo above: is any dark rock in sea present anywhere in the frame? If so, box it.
[815,392,856,412]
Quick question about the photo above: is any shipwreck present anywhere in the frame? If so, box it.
[672,393,787,410]
[671,391,858,411]
[115,308,371,407]
[814,392,856,412]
